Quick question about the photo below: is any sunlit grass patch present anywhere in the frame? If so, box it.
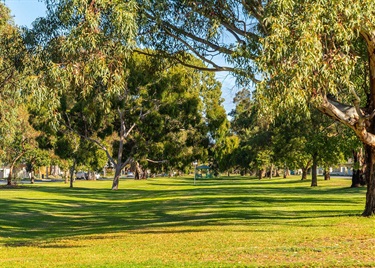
[0,176,374,267]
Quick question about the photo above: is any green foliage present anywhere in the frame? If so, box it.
[137,0,263,84]
[259,0,375,118]
[0,4,30,161]
[24,148,51,169]
[228,88,275,173]
[132,54,227,171]
[27,0,138,120]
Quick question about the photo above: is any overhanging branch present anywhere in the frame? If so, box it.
[318,96,375,147]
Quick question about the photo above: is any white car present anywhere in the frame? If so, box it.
[126,172,135,178]
[76,171,87,180]
[76,171,100,180]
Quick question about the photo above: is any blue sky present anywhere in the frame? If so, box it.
[5,0,46,27]
[4,0,238,113]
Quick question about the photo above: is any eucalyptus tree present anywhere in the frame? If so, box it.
[230,87,355,184]
[27,0,139,189]
[229,88,275,177]
[123,53,229,176]
[214,135,239,175]
[259,1,375,215]
[2,105,42,185]
[0,4,31,171]
[24,148,51,184]
[108,51,228,178]
[258,106,358,185]
[54,132,80,187]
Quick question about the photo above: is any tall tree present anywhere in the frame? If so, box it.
[28,0,138,189]
[2,105,41,185]
[259,0,375,215]
[229,88,275,177]
[0,4,30,170]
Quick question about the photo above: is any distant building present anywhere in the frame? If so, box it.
[0,164,27,179]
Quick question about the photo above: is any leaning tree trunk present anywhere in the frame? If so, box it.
[7,152,25,186]
[7,164,15,186]
[311,153,318,187]
[301,168,308,180]
[112,165,122,190]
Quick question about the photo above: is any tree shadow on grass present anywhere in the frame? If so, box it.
[0,177,366,247]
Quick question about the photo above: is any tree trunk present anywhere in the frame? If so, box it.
[7,152,25,185]
[112,111,127,189]
[87,170,95,180]
[352,149,362,187]
[141,168,147,179]
[258,169,264,180]
[324,169,330,180]
[311,154,318,187]
[29,172,34,184]
[269,164,273,179]
[134,162,143,180]
[362,145,375,215]
[70,160,76,188]
[284,168,290,178]
[301,168,308,180]
[7,164,14,186]
[112,165,122,190]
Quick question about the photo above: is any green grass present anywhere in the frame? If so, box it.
[0,176,374,267]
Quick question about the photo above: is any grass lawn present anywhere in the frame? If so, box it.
[0,175,374,267]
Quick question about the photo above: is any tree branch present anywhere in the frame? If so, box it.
[318,96,375,147]
[134,48,235,72]
[144,11,235,55]
[146,159,168,164]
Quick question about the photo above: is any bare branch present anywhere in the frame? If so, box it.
[146,159,168,164]
[62,119,118,166]
[125,123,137,138]
[134,48,235,72]
[120,157,132,170]
[143,11,235,55]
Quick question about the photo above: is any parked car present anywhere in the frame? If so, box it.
[76,171,88,180]
[126,172,135,178]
